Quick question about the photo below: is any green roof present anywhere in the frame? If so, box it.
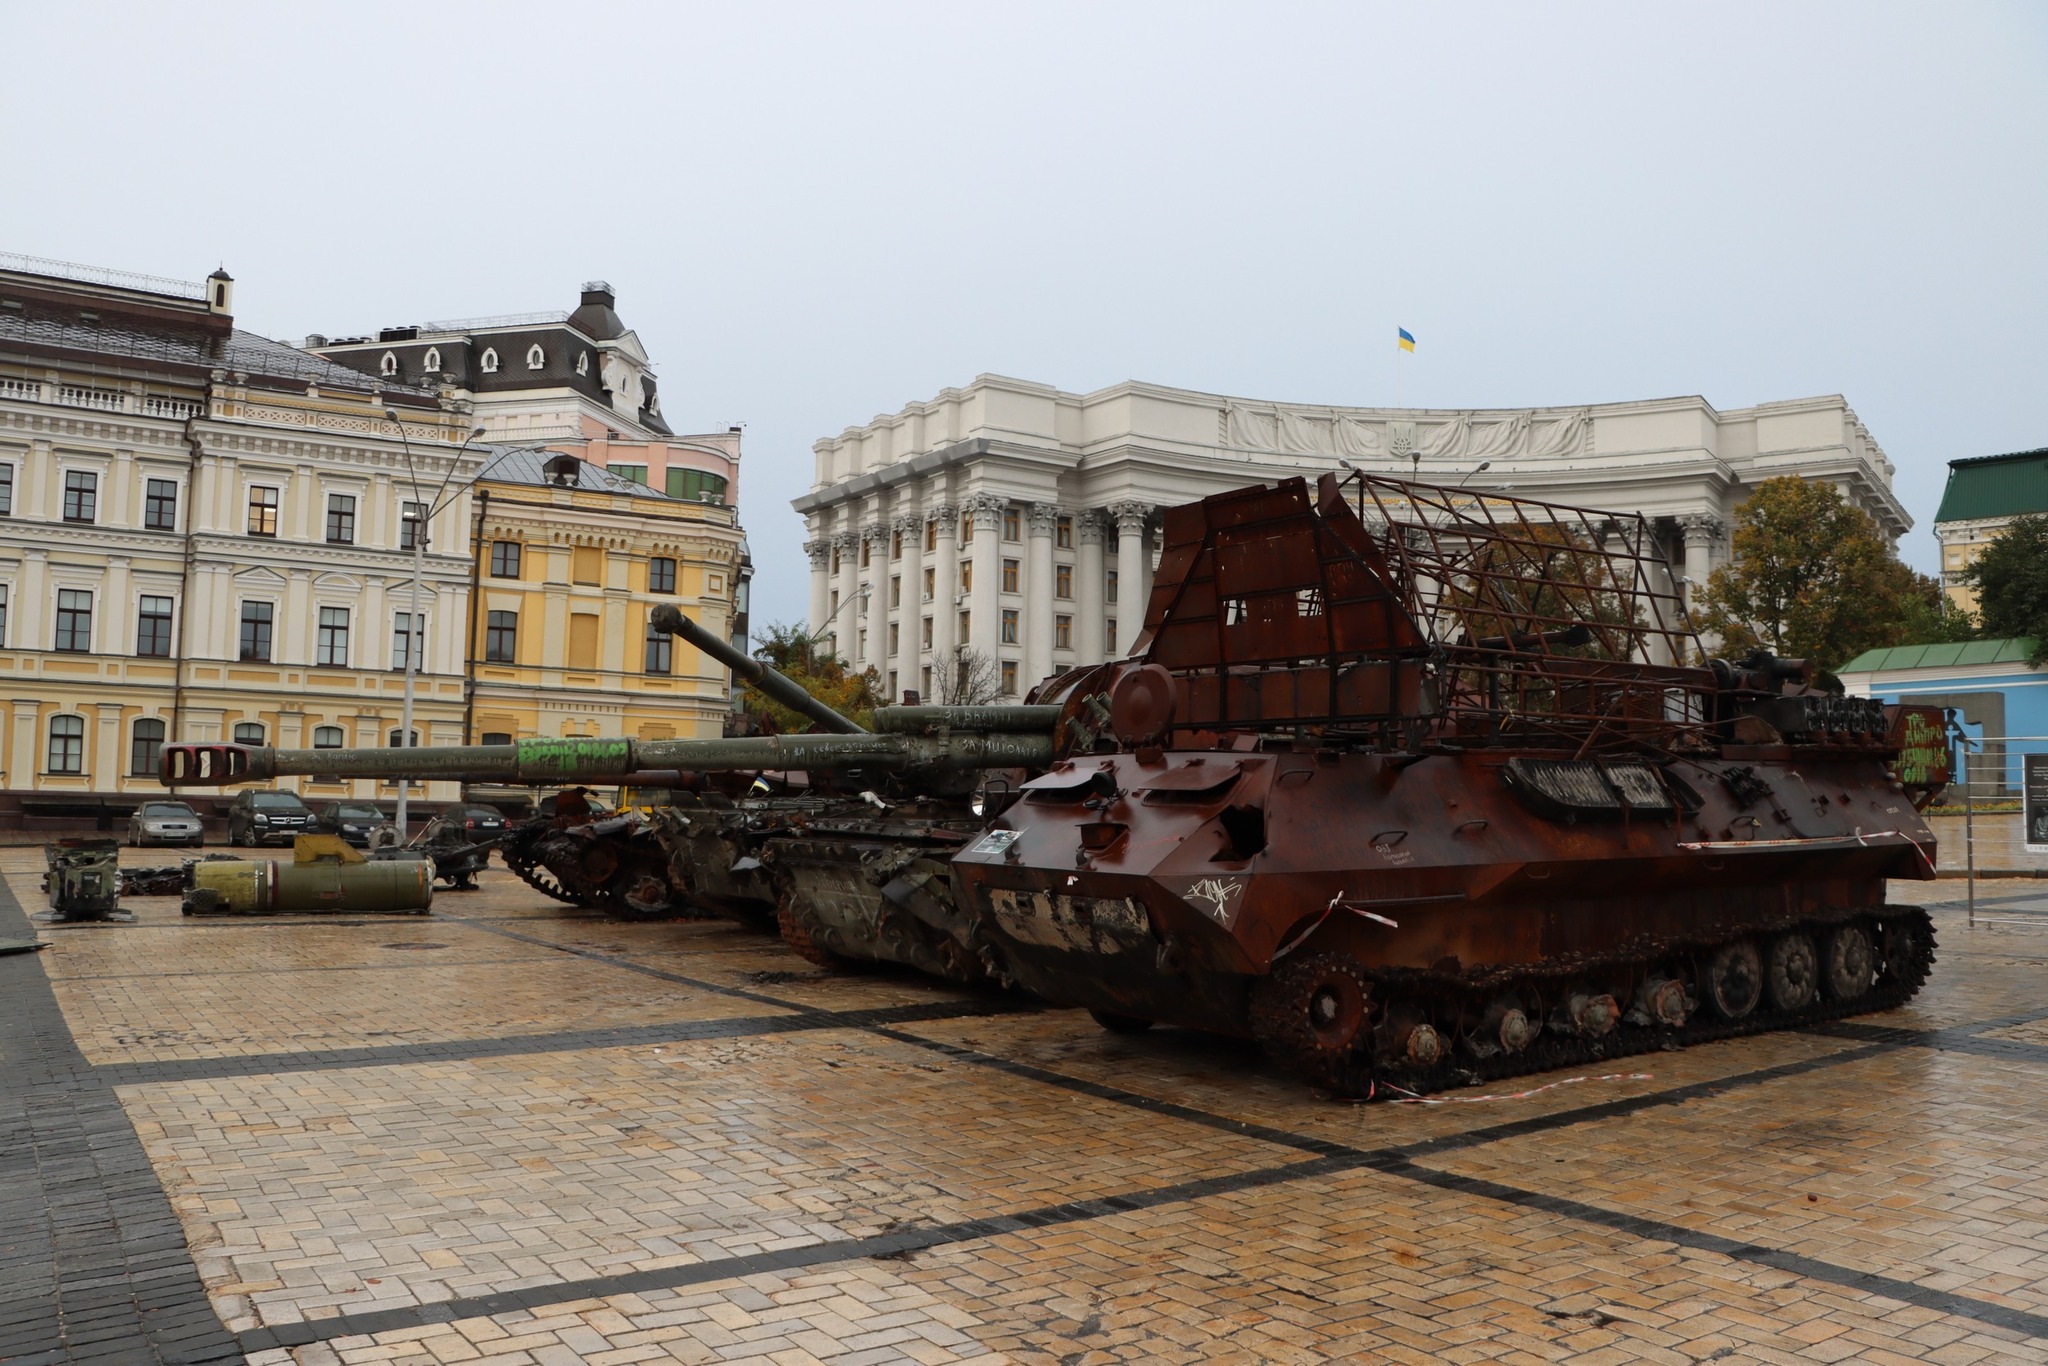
[1837,637,2040,674]
[1933,448,2048,524]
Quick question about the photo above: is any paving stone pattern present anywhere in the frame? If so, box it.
[4,850,2048,1364]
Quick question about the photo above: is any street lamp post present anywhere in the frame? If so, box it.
[385,411,490,839]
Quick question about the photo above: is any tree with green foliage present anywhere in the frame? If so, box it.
[739,621,882,732]
[1963,513,2048,665]
[1694,477,1947,672]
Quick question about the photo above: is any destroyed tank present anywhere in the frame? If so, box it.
[948,473,1953,1095]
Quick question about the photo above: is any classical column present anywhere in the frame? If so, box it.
[1109,501,1151,656]
[1024,503,1059,691]
[832,529,860,663]
[1075,511,1107,665]
[928,502,959,692]
[895,508,924,698]
[804,537,832,640]
[963,494,1005,679]
[860,522,889,677]
[1679,515,1722,612]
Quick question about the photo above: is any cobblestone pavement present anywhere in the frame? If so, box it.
[4,848,2046,1365]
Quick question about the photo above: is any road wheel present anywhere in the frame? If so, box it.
[1765,933,1818,1012]
[1822,921,1875,1000]
[1703,940,1763,1020]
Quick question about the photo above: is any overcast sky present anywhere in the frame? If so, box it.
[5,2,2042,628]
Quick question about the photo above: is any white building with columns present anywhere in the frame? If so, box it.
[796,375,1907,699]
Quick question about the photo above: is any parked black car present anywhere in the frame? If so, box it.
[312,801,394,849]
[445,804,508,840]
[226,790,315,847]
[127,800,205,848]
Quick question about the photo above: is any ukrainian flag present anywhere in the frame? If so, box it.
[1397,327,1416,353]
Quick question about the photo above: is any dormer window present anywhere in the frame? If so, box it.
[648,394,661,415]
[481,347,499,374]
[423,347,441,372]
[576,352,589,376]
[379,352,398,376]
[526,344,545,370]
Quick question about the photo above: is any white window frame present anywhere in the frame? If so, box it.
[576,352,589,376]
[481,348,499,374]
[422,347,441,372]
[525,344,545,370]
[380,351,398,376]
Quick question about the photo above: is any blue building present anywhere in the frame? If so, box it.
[1838,638,2045,796]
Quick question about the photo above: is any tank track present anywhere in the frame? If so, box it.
[501,849,591,908]
[1304,907,1937,1100]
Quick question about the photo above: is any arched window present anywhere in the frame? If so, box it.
[481,348,499,374]
[379,352,398,376]
[312,725,344,748]
[422,347,441,372]
[47,714,85,775]
[130,718,166,776]
[576,352,589,376]
[648,393,661,416]
[233,722,265,744]
[387,728,420,748]
[525,344,545,370]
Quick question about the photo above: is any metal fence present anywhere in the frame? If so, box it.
[1944,728,2048,928]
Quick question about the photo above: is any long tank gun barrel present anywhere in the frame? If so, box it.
[160,731,1054,787]
[649,604,864,735]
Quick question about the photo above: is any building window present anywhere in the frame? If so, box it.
[830,545,842,575]
[1055,565,1072,599]
[888,622,899,654]
[490,541,522,578]
[391,612,423,671]
[485,610,517,663]
[960,512,973,545]
[144,479,178,531]
[423,347,441,372]
[239,601,273,662]
[387,728,420,748]
[63,470,97,523]
[313,725,344,748]
[131,718,165,776]
[47,715,84,775]
[891,528,903,560]
[1106,618,1117,653]
[924,519,936,552]
[666,469,728,502]
[576,352,589,376]
[1001,609,1019,644]
[0,464,12,515]
[399,501,427,551]
[857,628,867,657]
[1056,515,1073,549]
[1001,661,1018,695]
[234,722,265,744]
[610,463,648,485]
[380,351,398,376]
[481,347,499,373]
[959,609,971,643]
[922,616,933,648]
[248,486,279,536]
[54,589,92,652]
[645,619,672,674]
[920,664,932,697]
[859,538,870,569]
[959,562,972,593]
[1056,615,1072,650]
[889,575,901,607]
[1002,559,1019,593]
[136,595,174,658]
[480,731,512,746]
[317,607,350,666]
[526,344,545,370]
[922,566,934,602]
[649,557,676,594]
[1106,568,1119,603]
[887,669,898,698]
[326,493,356,544]
[830,589,840,616]
[1002,507,1021,542]
[0,584,8,646]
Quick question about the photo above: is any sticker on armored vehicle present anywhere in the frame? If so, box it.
[970,829,1021,856]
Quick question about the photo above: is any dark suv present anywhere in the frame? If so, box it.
[227,790,315,846]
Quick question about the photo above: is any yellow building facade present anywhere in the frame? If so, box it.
[466,450,744,750]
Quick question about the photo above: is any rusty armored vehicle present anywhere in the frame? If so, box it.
[947,473,1951,1094]
[158,474,1951,1095]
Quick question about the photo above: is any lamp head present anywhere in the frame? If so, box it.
[384,408,398,421]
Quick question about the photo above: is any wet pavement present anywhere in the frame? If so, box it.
[3,847,2046,1365]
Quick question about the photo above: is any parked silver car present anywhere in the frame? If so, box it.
[127,800,205,848]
